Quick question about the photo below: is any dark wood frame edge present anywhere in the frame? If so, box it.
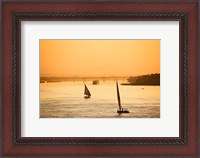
[0,1,3,158]
[1,0,200,155]
[198,1,200,157]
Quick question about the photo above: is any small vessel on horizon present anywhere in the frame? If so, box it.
[93,80,99,85]
[116,80,129,113]
[84,84,91,99]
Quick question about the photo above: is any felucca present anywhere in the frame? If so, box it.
[84,84,91,99]
[116,80,129,113]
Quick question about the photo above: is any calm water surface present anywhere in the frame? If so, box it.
[40,80,160,118]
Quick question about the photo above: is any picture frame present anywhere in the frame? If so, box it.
[1,0,199,157]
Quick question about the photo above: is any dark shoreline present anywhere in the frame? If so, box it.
[121,83,160,86]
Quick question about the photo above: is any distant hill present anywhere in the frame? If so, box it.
[122,73,160,86]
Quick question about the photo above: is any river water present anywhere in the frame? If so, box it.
[40,80,160,118]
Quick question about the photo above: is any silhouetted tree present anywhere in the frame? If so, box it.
[127,73,160,85]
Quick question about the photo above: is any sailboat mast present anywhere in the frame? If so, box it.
[116,81,122,110]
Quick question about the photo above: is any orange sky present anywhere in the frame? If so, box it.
[40,40,160,77]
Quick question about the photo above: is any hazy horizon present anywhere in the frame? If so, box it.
[40,73,159,78]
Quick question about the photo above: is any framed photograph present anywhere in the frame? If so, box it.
[1,0,199,157]
[40,39,160,119]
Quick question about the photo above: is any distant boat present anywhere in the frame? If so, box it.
[84,84,91,99]
[116,81,129,113]
[40,80,46,83]
[93,80,99,85]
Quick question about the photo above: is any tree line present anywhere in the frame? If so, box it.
[127,73,160,85]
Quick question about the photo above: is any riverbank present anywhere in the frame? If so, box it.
[121,83,160,86]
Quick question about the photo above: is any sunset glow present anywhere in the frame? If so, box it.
[40,40,160,77]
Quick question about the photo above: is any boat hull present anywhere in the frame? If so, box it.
[117,109,129,113]
[84,95,91,99]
